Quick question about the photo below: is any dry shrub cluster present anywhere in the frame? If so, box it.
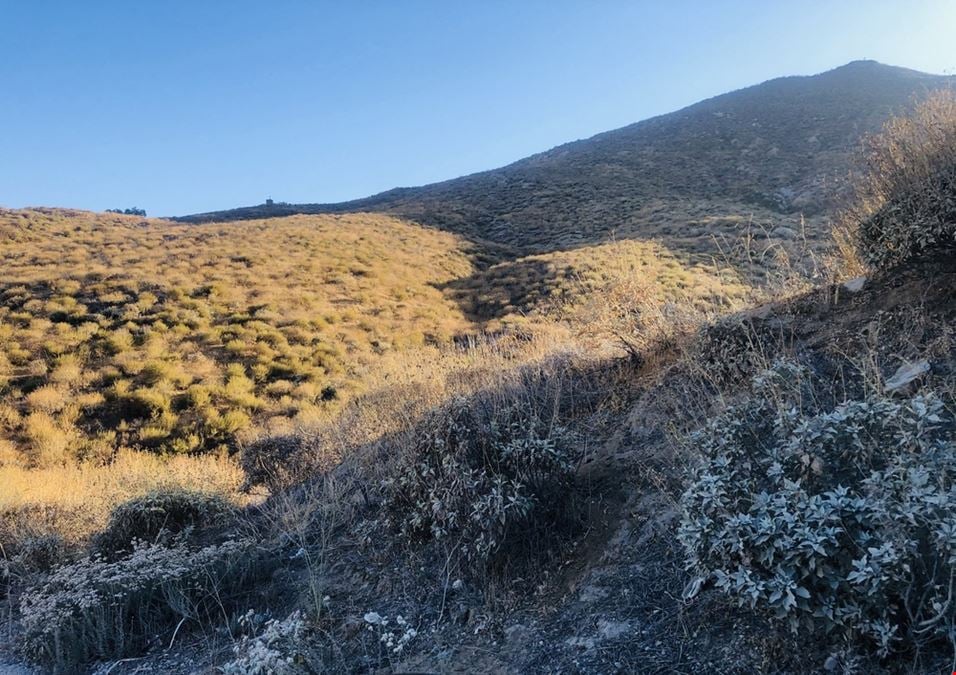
[231,347,612,671]
[91,489,236,558]
[239,325,588,492]
[4,481,267,674]
[372,349,613,583]
[382,391,578,578]
[834,90,956,273]
[19,537,274,672]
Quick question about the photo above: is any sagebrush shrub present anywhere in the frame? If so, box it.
[679,362,956,656]
[383,396,577,576]
[838,90,956,270]
[92,489,235,557]
[19,538,270,672]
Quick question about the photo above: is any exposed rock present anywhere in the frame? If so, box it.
[771,226,798,239]
[842,276,866,292]
[884,360,930,392]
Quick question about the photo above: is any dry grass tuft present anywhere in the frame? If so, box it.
[832,89,956,274]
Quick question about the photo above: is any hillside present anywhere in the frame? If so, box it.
[0,207,756,466]
[8,250,950,675]
[0,208,477,461]
[2,70,955,675]
[178,61,953,257]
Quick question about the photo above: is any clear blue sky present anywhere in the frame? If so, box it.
[2,1,954,217]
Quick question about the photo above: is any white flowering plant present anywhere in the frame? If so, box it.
[363,611,418,655]
[222,610,318,674]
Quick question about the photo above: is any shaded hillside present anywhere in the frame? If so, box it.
[36,246,952,675]
[178,61,953,255]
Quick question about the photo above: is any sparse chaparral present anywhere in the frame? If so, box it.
[1,46,955,675]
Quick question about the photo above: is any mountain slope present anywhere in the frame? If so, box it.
[177,61,954,254]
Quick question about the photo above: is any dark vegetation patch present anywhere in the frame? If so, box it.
[91,489,236,559]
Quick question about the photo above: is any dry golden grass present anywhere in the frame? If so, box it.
[0,206,771,550]
[447,236,791,326]
[831,90,956,275]
[0,449,246,544]
[0,207,773,466]
[447,238,762,374]
[0,208,476,460]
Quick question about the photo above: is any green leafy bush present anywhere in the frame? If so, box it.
[19,538,270,672]
[383,396,577,576]
[679,362,956,656]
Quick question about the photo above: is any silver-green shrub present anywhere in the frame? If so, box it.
[679,363,955,655]
[19,538,266,672]
[384,397,576,575]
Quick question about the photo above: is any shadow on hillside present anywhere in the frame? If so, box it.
[439,257,576,321]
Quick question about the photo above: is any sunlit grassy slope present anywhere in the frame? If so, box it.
[0,208,476,462]
[0,206,760,555]
[0,207,760,469]
[449,238,752,321]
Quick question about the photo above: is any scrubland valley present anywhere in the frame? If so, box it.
[1,63,955,674]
